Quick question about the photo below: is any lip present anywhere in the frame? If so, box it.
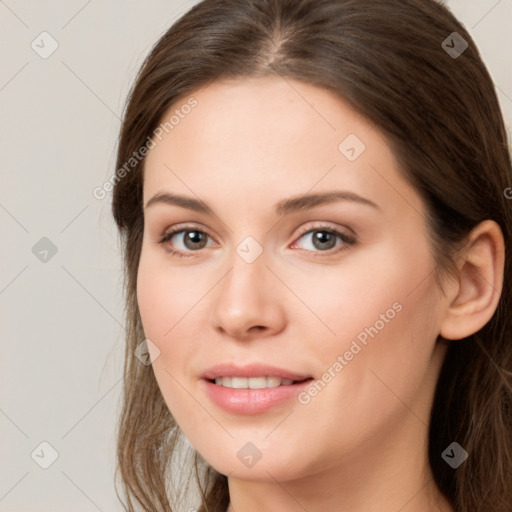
[200,363,312,381]
[200,363,314,415]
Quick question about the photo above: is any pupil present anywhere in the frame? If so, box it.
[314,231,335,250]
[186,231,205,249]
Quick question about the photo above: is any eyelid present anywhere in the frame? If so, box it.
[156,222,218,248]
[289,222,356,256]
[293,221,355,239]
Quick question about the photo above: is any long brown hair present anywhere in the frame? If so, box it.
[111,1,512,510]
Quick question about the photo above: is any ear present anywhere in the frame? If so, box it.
[439,220,505,341]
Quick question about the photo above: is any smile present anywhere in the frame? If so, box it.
[203,377,314,414]
[212,376,299,388]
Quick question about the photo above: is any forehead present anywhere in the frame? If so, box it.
[145,75,373,169]
[142,76,420,219]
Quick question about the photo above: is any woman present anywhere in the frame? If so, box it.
[111,0,512,510]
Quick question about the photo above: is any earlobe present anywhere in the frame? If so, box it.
[439,220,505,341]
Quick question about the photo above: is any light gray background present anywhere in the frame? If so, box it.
[1,1,511,510]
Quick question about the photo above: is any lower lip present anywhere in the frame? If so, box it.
[201,378,313,415]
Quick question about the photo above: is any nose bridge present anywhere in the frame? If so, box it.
[211,236,284,337]
[219,241,268,312]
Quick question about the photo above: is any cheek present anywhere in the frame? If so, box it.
[136,245,206,342]
[137,257,169,341]
[298,245,442,428]
[274,236,436,354]
[291,233,440,382]
[136,249,205,423]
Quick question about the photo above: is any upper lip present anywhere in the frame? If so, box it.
[201,363,312,382]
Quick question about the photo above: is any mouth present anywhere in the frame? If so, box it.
[201,362,313,383]
[208,376,313,389]
[201,364,315,414]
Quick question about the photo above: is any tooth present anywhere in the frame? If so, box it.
[231,377,248,388]
[266,377,281,388]
[248,377,267,389]
[213,376,298,388]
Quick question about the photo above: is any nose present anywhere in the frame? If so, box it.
[211,247,286,341]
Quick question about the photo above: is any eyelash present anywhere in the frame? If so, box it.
[155,223,356,259]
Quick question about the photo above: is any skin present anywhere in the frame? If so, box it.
[137,76,504,512]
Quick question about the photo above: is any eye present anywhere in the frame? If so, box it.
[156,225,216,258]
[155,223,356,258]
[291,225,356,257]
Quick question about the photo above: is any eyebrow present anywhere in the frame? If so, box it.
[144,190,380,215]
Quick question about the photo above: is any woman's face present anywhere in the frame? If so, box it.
[137,76,450,482]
